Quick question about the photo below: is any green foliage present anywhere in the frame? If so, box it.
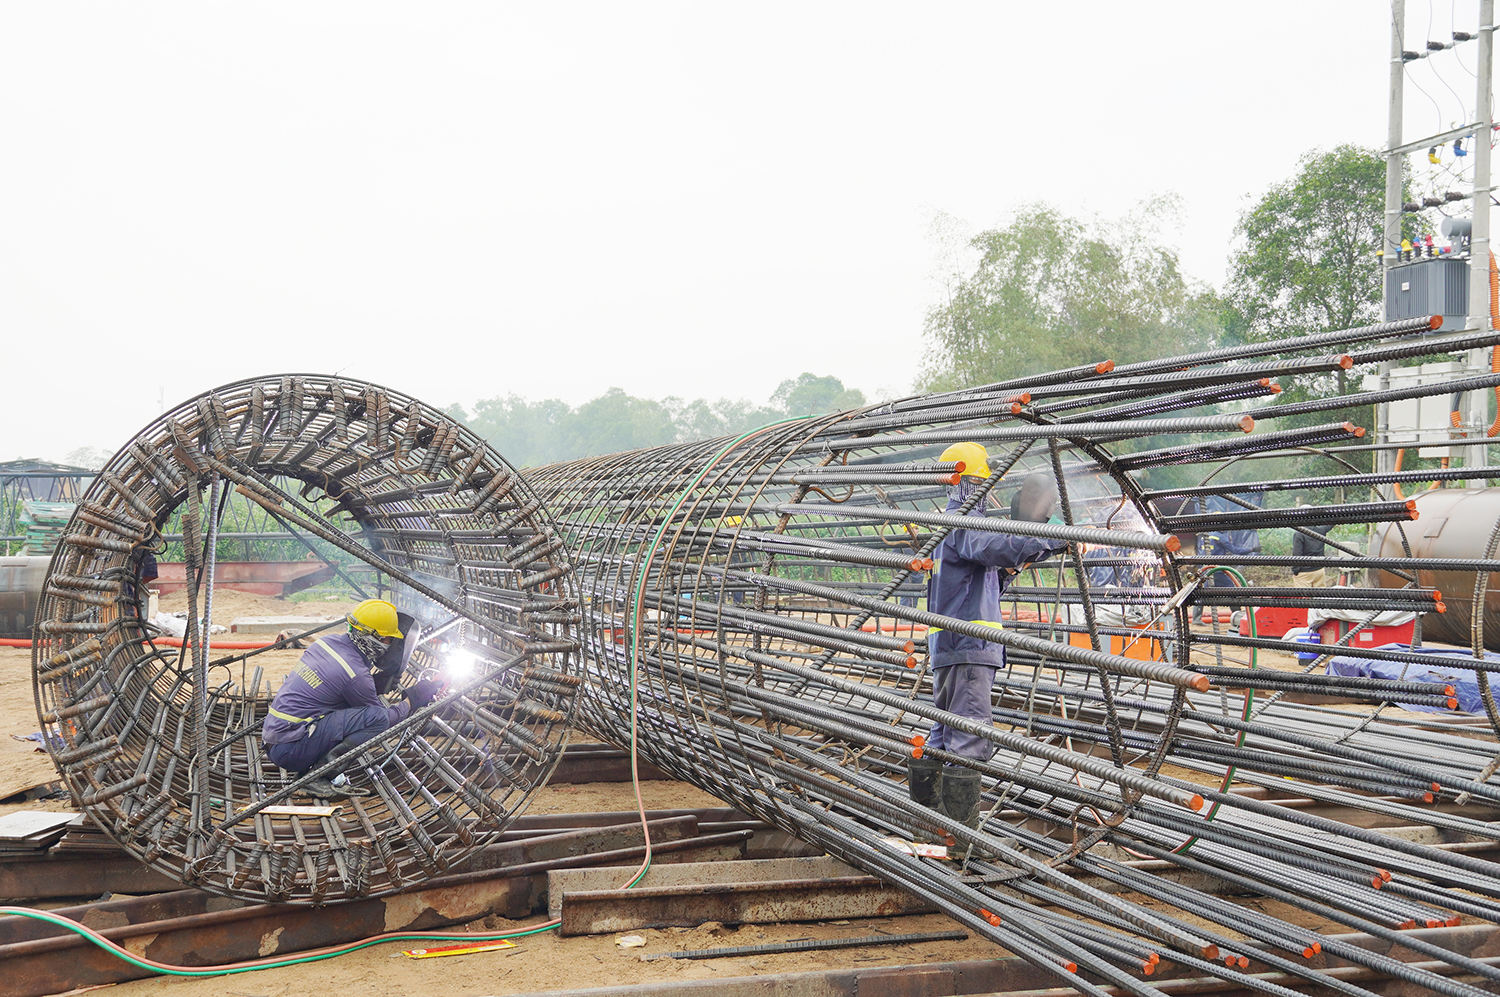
[455,374,862,467]
[770,373,866,418]
[1226,144,1397,340]
[919,198,1222,390]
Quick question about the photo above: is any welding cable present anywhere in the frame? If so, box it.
[0,904,562,977]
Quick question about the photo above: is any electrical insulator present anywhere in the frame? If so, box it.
[1429,146,1441,164]
[1455,138,1468,157]
[1454,30,1474,41]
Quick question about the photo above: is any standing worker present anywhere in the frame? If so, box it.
[262,598,441,797]
[1290,497,1333,587]
[911,443,1068,830]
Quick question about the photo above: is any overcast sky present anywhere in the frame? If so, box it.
[0,3,1483,463]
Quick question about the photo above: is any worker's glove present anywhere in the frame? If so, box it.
[405,678,444,709]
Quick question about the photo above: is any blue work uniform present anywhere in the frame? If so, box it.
[927,483,1067,761]
[262,633,412,773]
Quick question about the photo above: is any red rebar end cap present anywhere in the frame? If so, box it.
[1165,535,1182,552]
[1422,791,1435,803]
[1063,961,1078,974]
[1238,955,1250,968]
[904,655,917,669]
[1189,674,1211,693]
[1142,963,1154,976]
[1445,684,1457,695]
[1097,361,1115,374]
[1431,782,1441,792]
[1430,314,1444,329]
[1431,588,1443,600]
[1371,876,1384,889]
[1237,415,1256,433]
[1223,954,1236,966]
[1337,355,1354,369]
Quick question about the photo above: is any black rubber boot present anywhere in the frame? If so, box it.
[941,767,984,830]
[907,755,944,810]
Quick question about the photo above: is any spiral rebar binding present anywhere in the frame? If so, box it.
[32,375,580,904]
[525,313,1500,995]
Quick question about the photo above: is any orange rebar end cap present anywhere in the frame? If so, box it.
[1311,942,1321,954]
[1190,674,1211,693]
[1142,963,1154,975]
[1147,953,1160,966]
[1097,361,1115,374]
[1063,961,1078,974]
[1401,919,1417,929]
[904,656,917,669]
[901,639,916,653]
[1445,684,1457,695]
[1371,876,1384,889]
[1447,915,1462,926]
[909,734,926,747]
[1270,383,1284,394]
[1426,918,1443,928]
[1431,589,1443,601]
[1187,794,1205,812]
[1431,782,1441,792]
[1337,355,1353,369]
[1165,535,1182,552]
[910,746,923,759]
[1237,955,1250,968]
[1237,415,1256,432]
[1016,392,1032,404]
[1009,402,1023,415]
[1430,314,1444,329]
[1202,944,1219,961]
[953,460,967,475]
[1435,602,1448,614]
[1448,697,1459,710]
[1302,946,1316,959]
[1422,792,1435,803]
[943,474,961,486]
[1380,869,1391,882]
[1223,954,1236,967]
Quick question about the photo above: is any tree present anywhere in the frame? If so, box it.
[919,198,1220,390]
[770,374,866,418]
[1226,144,1392,340]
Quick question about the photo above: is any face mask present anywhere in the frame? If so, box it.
[350,631,388,666]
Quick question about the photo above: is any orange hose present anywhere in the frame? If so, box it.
[1392,448,1406,499]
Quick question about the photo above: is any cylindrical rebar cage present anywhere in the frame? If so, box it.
[32,375,580,904]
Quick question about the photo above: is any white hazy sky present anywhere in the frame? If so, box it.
[0,3,1484,462]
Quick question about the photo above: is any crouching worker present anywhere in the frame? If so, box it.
[263,598,441,798]
[911,443,1069,830]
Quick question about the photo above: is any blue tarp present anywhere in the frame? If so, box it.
[1327,644,1500,714]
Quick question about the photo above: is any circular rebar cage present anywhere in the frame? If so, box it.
[32,375,580,904]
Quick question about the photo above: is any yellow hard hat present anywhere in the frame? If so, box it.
[348,598,404,639]
[939,441,991,479]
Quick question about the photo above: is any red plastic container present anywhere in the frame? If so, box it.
[1238,606,1309,638]
[1316,618,1415,648]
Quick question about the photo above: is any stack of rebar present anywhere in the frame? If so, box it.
[521,312,1500,995]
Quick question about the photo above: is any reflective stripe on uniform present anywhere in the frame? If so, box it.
[320,641,361,679]
[269,706,317,724]
[927,619,1003,636]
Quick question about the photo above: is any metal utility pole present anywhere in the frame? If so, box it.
[1379,0,1405,478]
[1468,0,1495,470]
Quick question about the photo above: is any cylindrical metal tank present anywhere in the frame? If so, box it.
[1376,486,1500,648]
[0,556,50,639]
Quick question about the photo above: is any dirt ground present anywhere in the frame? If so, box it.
[0,594,1436,996]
